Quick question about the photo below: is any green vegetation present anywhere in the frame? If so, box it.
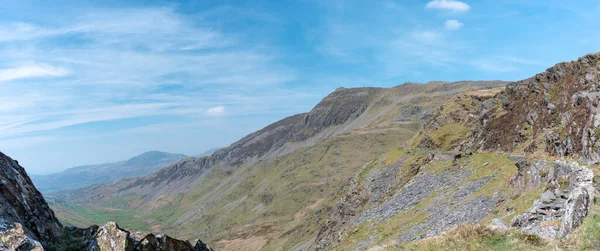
[382,197,600,251]
[50,82,541,251]
[387,224,547,251]
[46,229,86,251]
[570,198,600,250]
[56,203,148,230]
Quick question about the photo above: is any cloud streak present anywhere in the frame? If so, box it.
[0,64,69,82]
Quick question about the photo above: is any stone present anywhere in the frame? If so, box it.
[558,187,591,238]
[543,92,551,105]
[488,219,508,231]
[527,110,538,125]
[547,103,556,113]
[594,113,600,128]
[512,160,595,239]
[540,190,557,203]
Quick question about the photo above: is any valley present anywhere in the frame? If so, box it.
[3,53,600,251]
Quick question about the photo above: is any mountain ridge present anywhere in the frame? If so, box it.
[4,53,600,250]
[52,80,508,250]
[31,151,187,193]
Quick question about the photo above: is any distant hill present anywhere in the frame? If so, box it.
[30,151,187,193]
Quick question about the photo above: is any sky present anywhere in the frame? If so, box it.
[1,0,600,174]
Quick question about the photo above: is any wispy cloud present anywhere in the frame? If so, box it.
[205,106,226,116]
[0,63,69,82]
[0,6,297,141]
[444,19,464,30]
[426,0,471,13]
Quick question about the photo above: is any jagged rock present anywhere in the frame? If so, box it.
[0,151,62,247]
[90,222,136,251]
[83,222,214,251]
[0,222,44,251]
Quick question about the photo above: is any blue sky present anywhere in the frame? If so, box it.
[1,0,599,174]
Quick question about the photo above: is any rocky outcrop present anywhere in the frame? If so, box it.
[415,53,600,165]
[0,150,213,251]
[313,152,501,250]
[509,160,595,239]
[0,151,62,247]
[78,222,214,251]
[478,53,600,163]
[0,223,44,251]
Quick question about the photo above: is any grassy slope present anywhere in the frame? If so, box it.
[355,84,600,250]
[55,126,419,249]
[51,82,507,249]
[326,90,581,250]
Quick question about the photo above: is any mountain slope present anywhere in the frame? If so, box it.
[316,53,600,250]
[53,80,507,250]
[31,151,187,193]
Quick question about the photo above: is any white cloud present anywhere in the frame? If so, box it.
[205,106,226,116]
[444,19,464,30]
[0,64,68,82]
[426,0,471,13]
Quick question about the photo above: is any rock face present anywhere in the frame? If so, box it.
[0,151,62,246]
[0,150,213,251]
[477,53,600,163]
